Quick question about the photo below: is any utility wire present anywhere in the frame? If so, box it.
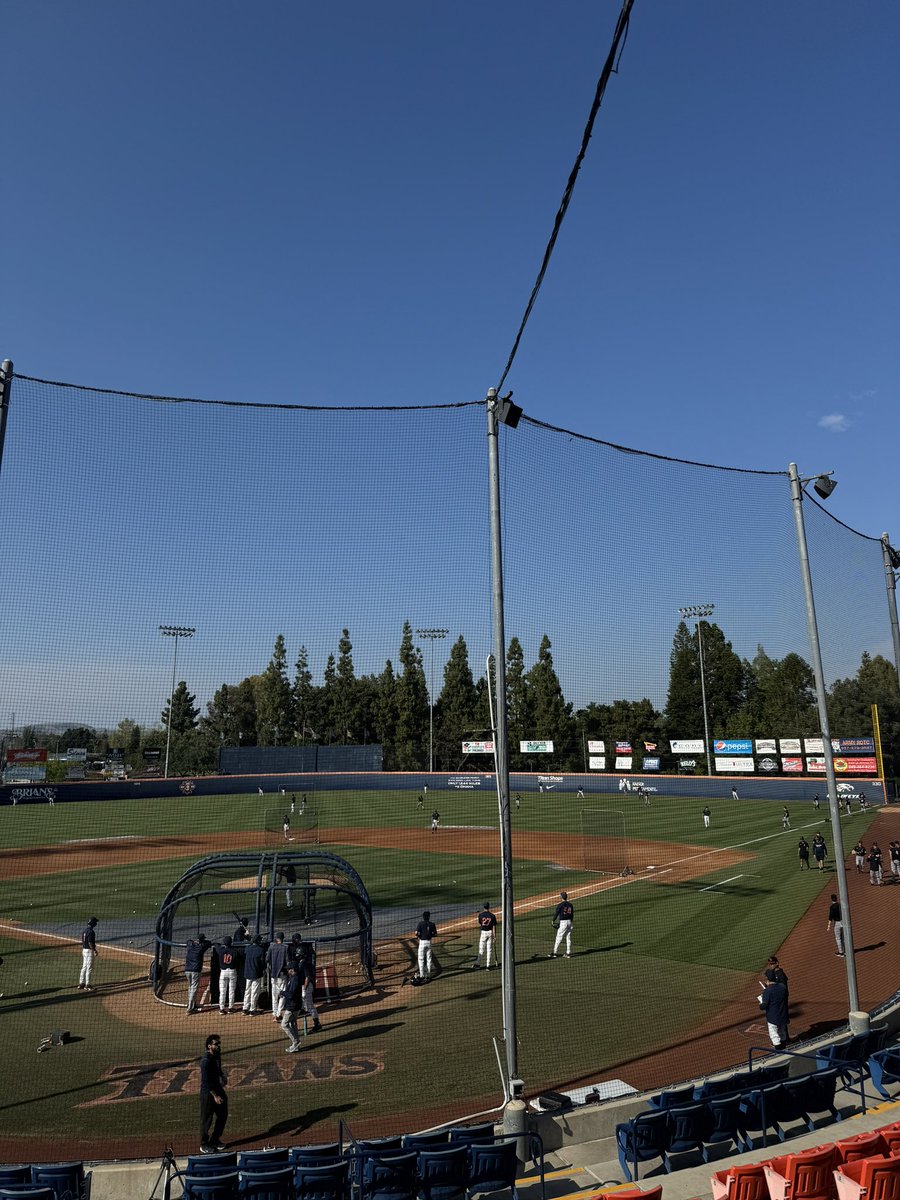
[495,0,636,394]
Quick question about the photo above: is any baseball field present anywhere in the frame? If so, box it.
[0,784,884,1162]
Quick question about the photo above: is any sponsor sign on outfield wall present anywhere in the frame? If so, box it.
[782,757,803,772]
[66,747,88,761]
[671,739,705,753]
[833,756,878,773]
[520,740,554,753]
[758,757,779,772]
[462,741,494,754]
[714,739,752,755]
[642,757,660,771]
[807,756,826,772]
[615,756,632,770]
[678,758,697,769]
[587,740,605,754]
[779,738,802,754]
[616,741,632,754]
[589,756,606,770]
[448,775,486,789]
[804,738,825,755]
[6,748,48,763]
[755,739,777,754]
[715,756,755,772]
[834,738,875,754]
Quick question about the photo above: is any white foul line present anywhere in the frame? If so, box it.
[700,874,744,893]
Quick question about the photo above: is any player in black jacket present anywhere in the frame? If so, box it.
[199,1034,228,1152]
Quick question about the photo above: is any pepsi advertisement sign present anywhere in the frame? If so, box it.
[714,739,752,755]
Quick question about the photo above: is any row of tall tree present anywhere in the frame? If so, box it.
[28,620,900,778]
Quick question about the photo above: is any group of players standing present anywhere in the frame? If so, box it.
[183,921,322,1053]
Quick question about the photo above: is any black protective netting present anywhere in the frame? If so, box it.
[1,374,898,1152]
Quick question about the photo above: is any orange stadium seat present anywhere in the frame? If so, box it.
[763,1143,839,1200]
[834,1155,900,1200]
[834,1133,889,1164]
[711,1162,769,1200]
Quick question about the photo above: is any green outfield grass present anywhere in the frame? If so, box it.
[0,788,879,1151]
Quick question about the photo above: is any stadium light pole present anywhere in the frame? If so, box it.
[881,535,900,687]
[789,464,859,1015]
[159,625,196,779]
[679,604,715,775]
[0,360,13,481]
[486,387,523,1099]
[415,628,449,773]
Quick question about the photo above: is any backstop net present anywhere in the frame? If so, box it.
[152,850,373,1009]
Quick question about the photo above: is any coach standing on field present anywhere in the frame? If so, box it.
[199,1034,228,1153]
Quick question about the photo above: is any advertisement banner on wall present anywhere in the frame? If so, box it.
[587,740,605,754]
[615,741,632,755]
[6,748,48,763]
[520,740,554,754]
[678,758,698,770]
[3,764,47,781]
[806,756,826,772]
[834,738,875,755]
[462,741,494,754]
[804,738,825,755]
[833,756,878,774]
[615,756,633,770]
[714,739,752,755]
[589,756,606,770]
[758,757,779,772]
[642,757,661,771]
[715,757,755,772]
[671,739,704,753]
[755,739,777,754]
[782,757,804,772]
[66,747,88,761]
[779,738,801,754]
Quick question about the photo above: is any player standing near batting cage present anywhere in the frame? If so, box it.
[549,891,574,958]
[472,902,497,969]
[77,916,99,991]
[416,910,437,980]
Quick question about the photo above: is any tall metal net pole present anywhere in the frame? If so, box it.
[680,604,715,774]
[486,389,517,1090]
[881,535,900,687]
[788,464,859,1013]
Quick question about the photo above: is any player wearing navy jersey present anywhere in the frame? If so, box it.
[431,809,440,833]
[78,916,99,990]
[550,891,574,958]
[216,937,238,1013]
[416,910,437,979]
[473,902,497,969]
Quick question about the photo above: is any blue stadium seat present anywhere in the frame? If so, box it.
[181,1174,240,1200]
[0,1189,56,1200]
[237,1168,294,1200]
[448,1124,495,1147]
[30,1162,90,1200]
[648,1084,695,1110]
[869,1047,900,1100]
[292,1160,351,1200]
[465,1139,520,1200]
[615,1109,670,1181]
[400,1131,450,1151]
[289,1143,344,1168]
[416,1146,469,1200]
[361,1152,418,1200]
[663,1102,710,1170]
[704,1093,749,1154]
[0,1171,31,1190]
[186,1154,239,1177]
[238,1151,290,1172]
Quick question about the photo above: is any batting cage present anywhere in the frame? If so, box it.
[152,849,373,1009]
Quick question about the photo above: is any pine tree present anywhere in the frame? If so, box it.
[161,681,199,733]
[255,634,295,744]
[376,660,398,768]
[434,635,478,770]
[506,637,530,769]
[332,629,360,743]
[293,646,315,742]
[394,622,429,770]
[524,635,573,768]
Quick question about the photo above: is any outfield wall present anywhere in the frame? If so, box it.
[0,770,886,806]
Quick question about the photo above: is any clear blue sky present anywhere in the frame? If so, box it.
[1,2,898,728]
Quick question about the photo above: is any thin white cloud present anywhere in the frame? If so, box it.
[818,413,851,433]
